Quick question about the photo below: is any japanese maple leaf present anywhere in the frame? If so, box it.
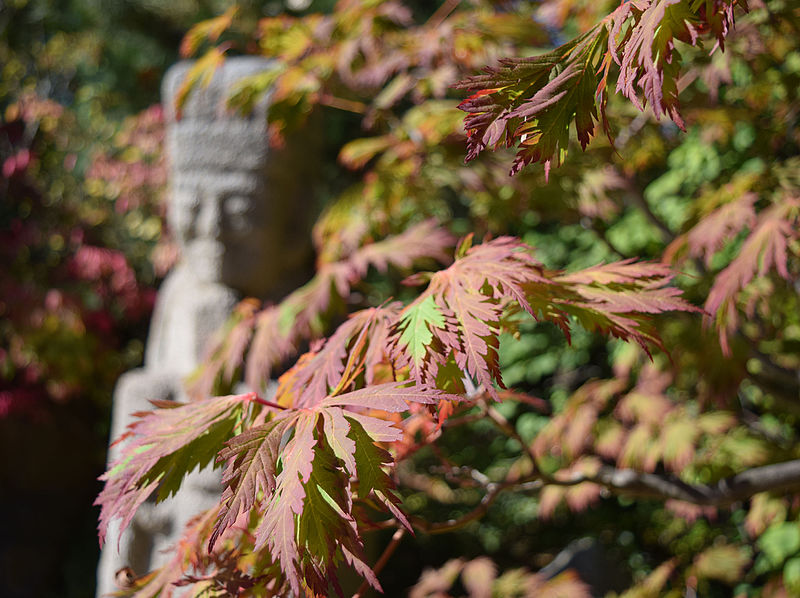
[286,304,401,408]
[96,392,255,547]
[552,259,701,354]
[455,29,607,176]
[455,0,745,175]
[705,199,799,353]
[212,382,457,595]
[391,237,551,396]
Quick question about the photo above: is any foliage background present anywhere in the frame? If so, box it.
[3,0,800,597]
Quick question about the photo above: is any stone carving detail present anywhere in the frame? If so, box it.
[96,57,314,596]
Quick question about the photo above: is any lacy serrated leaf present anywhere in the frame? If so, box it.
[611,0,741,129]
[394,295,446,373]
[550,259,701,354]
[213,382,454,595]
[391,237,549,394]
[705,198,800,353]
[211,414,296,551]
[96,393,252,546]
[456,0,745,174]
[287,305,401,408]
[258,411,317,595]
[297,427,378,596]
[456,28,608,175]
[392,239,696,394]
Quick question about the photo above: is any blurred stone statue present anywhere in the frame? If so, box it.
[96,57,314,596]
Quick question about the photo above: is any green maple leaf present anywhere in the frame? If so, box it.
[395,294,446,369]
[96,393,252,547]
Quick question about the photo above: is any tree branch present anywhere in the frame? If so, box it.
[562,460,800,506]
[483,402,554,483]
[416,477,543,535]
[624,181,676,243]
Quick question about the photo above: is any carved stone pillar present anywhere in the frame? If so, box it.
[96,57,315,596]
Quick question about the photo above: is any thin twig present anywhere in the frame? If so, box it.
[624,181,676,242]
[249,394,285,410]
[483,402,553,483]
[546,460,800,506]
[426,0,462,29]
[418,476,543,534]
[352,527,406,598]
[318,93,368,114]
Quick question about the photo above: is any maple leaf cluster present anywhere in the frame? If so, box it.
[95,0,800,595]
[98,232,696,595]
[456,0,745,176]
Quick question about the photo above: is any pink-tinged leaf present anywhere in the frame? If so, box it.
[462,557,496,598]
[258,411,318,595]
[538,485,567,519]
[212,381,426,594]
[595,422,627,460]
[352,219,455,273]
[456,0,744,174]
[391,237,551,394]
[440,287,502,396]
[570,285,696,314]
[187,299,258,399]
[96,393,252,546]
[666,499,718,524]
[660,418,698,471]
[289,305,401,408]
[565,482,602,512]
[411,559,591,598]
[411,559,466,598]
[244,307,295,392]
[614,0,686,127]
[705,199,799,353]
[552,259,700,353]
[196,223,452,398]
[342,545,382,592]
[670,192,758,266]
[619,423,659,471]
[322,407,357,476]
[116,507,227,598]
[555,258,676,286]
[563,405,597,458]
[321,381,453,412]
[345,411,405,443]
[211,412,297,551]
[456,28,608,175]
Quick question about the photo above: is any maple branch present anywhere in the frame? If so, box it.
[426,0,461,29]
[418,477,543,535]
[250,395,285,410]
[483,402,553,482]
[352,527,406,598]
[558,460,800,506]
[318,93,367,115]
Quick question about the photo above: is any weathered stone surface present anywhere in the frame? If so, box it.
[96,57,314,596]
